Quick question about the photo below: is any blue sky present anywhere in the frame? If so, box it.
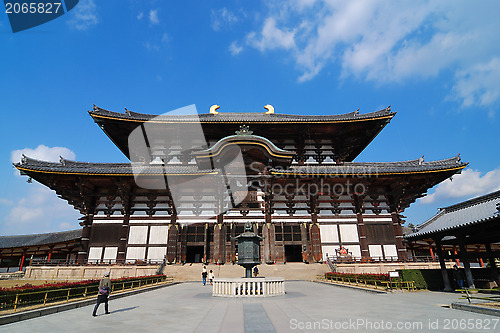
[0,0,499,235]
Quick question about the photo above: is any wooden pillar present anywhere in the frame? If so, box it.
[300,222,309,262]
[356,213,369,259]
[166,220,178,263]
[485,243,499,282]
[179,225,187,263]
[390,212,407,261]
[230,223,236,263]
[454,249,460,266]
[47,248,53,263]
[435,239,452,291]
[19,252,26,271]
[458,239,475,288]
[78,217,92,264]
[203,223,208,263]
[117,214,130,263]
[213,215,223,264]
[429,245,434,260]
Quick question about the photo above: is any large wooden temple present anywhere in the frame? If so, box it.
[15,105,467,265]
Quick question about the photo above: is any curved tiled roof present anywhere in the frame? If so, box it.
[0,229,81,249]
[15,156,217,176]
[89,105,395,123]
[270,156,467,175]
[15,155,466,176]
[406,190,500,239]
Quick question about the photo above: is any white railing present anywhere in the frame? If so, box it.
[212,277,285,297]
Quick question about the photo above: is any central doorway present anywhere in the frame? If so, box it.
[186,246,204,263]
[284,245,302,262]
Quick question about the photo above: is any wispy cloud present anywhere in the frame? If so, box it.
[229,41,243,55]
[420,166,500,204]
[3,183,80,235]
[143,32,170,52]
[137,12,144,20]
[67,0,98,31]
[241,1,500,109]
[149,9,160,25]
[11,145,75,164]
[211,8,238,31]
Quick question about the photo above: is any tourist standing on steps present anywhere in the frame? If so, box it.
[93,272,112,316]
[202,266,208,286]
[209,270,214,285]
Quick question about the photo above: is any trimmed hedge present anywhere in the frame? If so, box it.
[325,272,390,282]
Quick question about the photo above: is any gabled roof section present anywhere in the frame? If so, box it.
[89,105,395,123]
[270,156,467,176]
[14,156,217,176]
[406,190,500,239]
[0,229,81,249]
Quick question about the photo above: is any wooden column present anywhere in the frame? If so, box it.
[300,222,309,263]
[390,212,407,261]
[458,238,475,288]
[179,225,187,263]
[356,213,369,259]
[435,239,452,291]
[485,243,499,283]
[78,217,92,264]
[117,214,130,263]
[166,220,178,263]
[213,215,224,264]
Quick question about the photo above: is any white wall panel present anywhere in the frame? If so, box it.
[369,245,383,259]
[321,246,338,261]
[128,226,148,244]
[88,247,102,262]
[344,245,361,258]
[383,245,398,258]
[149,226,169,244]
[147,247,167,261]
[339,224,359,243]
[126,247,146,262]
[319,225,339,243]
[103,247,118,263]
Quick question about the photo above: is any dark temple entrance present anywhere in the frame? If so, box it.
[186,246,204,263]
[284,245,303,262]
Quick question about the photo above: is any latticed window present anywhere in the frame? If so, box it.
[187,225,205,242]
[283,225,301,241]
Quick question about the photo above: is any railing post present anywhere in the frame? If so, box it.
[14,294,19,311]
[43,292,48,305]
[84,287,88,297]
[66,289,70,302]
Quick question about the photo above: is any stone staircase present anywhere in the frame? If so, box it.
[163,262,330,281]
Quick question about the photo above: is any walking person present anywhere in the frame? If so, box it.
[453,265,465,289]
[209,270,214,285]
[202,266,208,286]
[92,272,112,317]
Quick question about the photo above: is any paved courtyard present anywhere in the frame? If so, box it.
[0,281,496,333]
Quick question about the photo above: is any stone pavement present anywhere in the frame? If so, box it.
[0,281,497,333]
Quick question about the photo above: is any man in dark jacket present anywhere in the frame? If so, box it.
[453,265,465,289]
[92,272,112,316]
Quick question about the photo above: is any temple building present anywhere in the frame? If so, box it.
[15,105,467,265]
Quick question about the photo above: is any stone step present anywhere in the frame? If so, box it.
[164,262,330,281]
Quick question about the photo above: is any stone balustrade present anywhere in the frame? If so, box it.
[212,277,285,297]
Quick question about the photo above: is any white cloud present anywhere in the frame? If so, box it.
[0,198,13,206]
[3,183,80,235]
[137,12,144,20]
[242,0,500,108]
[149,9,159,25]
[229,41,243,56]
[420,166,500,204]
[211,8,238,31]
[451,58,500,108]
[67,0,98,31]
[11,145,76,164]
[161,32,170,43]
[246,17,295,51]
